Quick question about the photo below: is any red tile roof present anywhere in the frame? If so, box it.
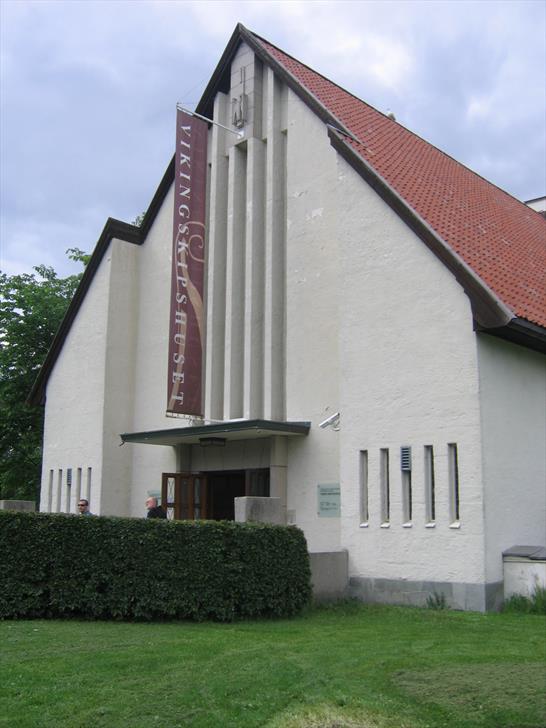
[256,36,546,329]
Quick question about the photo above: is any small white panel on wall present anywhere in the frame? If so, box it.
[317,483,340,518]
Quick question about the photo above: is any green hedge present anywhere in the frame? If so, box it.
[0,511,311,621]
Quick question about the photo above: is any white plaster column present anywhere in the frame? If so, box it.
[205,92,229,421]
[223,144,247,418]
[55,470,62,512]
[177,444,192,473]
[74,468,82,513]
[270,436,287,522]
[264,68,286,421]
[243,137,266,419]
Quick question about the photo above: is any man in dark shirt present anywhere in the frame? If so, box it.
[78,499,93,515]
[145,496,167,519]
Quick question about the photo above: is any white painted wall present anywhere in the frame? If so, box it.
[335,158,486,585]
[41,237,149,516]
[39,37,544,601]
[40,245,110,515]
[478,335,546,582]
[131,184,180,433]
[127,185,186,515]
[283,89,342,552]
[100,239,139,515]
[120,49,344,539]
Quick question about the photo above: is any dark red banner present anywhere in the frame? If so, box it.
[167,109,208,415]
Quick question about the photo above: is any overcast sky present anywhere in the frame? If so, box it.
[1,0,545,278]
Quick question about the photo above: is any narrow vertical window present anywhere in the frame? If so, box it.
[57,469,63,513]
[380,448,390,525]
[424,446,436,524]
[86,467,92,505]
[47,470,54,513]
[65,469,72,513]
[76,468,82,512]
[359,450,369,526]
[401,446,412,525]
[448,443,460,523]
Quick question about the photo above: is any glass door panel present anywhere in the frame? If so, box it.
[162,474,177,520]
[179,476,192,520]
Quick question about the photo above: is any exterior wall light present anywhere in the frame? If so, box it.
[199,437,227,447]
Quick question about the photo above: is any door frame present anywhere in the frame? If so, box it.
[161,472,208,520]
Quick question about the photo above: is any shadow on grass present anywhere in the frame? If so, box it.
[394,662,546,727]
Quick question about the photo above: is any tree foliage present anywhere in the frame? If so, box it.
[132,211,146,227]
[0,250,87,502]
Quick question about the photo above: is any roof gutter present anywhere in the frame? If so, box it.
[480,317,546,355]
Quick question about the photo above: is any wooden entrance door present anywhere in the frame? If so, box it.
[161,473,208,521]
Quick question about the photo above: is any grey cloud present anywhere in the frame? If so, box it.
[1,0,544,277]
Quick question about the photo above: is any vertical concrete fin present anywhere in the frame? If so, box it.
[220,47,286,422]
[224,144,246,418]
[205,93,229,421]
[243,137,266,418]
[264,67,287,420]
[269,436,288,517]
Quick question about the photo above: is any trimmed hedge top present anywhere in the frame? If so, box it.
[0,511,311,621]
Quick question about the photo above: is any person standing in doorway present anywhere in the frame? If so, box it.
[145,496,166,519]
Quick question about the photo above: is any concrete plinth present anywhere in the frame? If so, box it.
[234,496,284,525]
[309,550,349,602]
[503,545,546,599]
[0,500,36,512]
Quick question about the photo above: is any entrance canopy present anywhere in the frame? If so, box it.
[120,419,311,446]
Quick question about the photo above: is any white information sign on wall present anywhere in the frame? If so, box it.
[317,484,340,517]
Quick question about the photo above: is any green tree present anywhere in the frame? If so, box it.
[132,211,146,227]
[0,249,88,503]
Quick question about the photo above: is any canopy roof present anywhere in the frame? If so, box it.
[120,419,311,446]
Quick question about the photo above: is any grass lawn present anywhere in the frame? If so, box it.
[1,602,545,728]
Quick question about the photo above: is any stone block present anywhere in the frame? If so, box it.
[0,500,36,512]
[309,550,349,602]
[234,496,284,525]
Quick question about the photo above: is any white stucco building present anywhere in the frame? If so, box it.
[30,25,546,611]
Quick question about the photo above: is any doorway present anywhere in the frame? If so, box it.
[161,469,269,521]
[207,471,246,520]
